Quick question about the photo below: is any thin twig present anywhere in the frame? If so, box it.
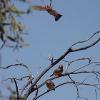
[33,85,38,100]
[0,63,32,75]
[71,30,100,47]
[34,81,100,100]
[13,78,19,100]
[66,57,92,71]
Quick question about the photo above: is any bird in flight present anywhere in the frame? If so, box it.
[28,5,62,21]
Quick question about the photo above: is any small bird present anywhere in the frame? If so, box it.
[50,64,63,77]
[29,5,62,21]
[45,80,55,91]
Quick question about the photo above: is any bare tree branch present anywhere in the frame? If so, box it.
[23,61,100,99]
[13,78,19,100]
[0,0,100,99]
[0,63,32,75]
[33,81,100,100]
[65,57,92,71]
[32,85,39,100]
[71,30,100,47]
[23,31,100,99]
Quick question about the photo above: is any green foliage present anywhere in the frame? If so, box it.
[0,0,28,49]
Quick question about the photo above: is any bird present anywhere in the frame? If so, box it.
[29,5,62,21]
[50,64,63,77]
[45,80,55,91]
[45,5,62,21]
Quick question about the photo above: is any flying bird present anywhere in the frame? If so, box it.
[45,80,55,91]
[50,64,63,77]
[29,5,62,21]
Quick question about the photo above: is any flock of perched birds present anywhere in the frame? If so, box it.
[45,64,63,91]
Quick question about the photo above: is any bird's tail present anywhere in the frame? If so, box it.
[55,14,62,21]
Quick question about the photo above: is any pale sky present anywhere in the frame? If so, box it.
[0,0,100,100]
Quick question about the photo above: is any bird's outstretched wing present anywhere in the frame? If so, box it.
[31,5,47,11]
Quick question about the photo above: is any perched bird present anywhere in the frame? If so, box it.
[50,64,63,77]
[45,80,55,91]
[29,5,62,21]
